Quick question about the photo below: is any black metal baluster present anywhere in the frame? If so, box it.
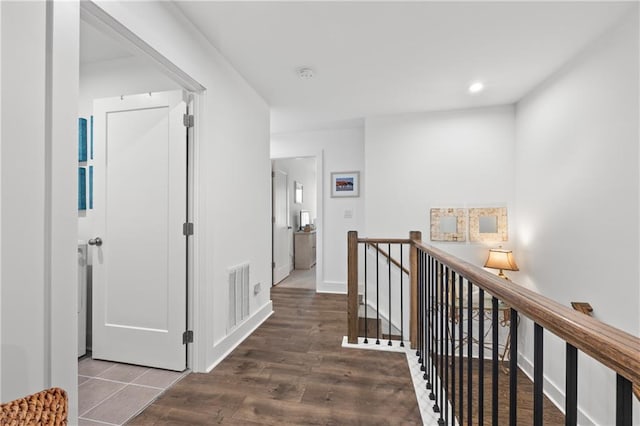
[428,255,435,398]
[388,243,392,346]
[417,249,423,361]
[433,259,440,410]
[418,251,424,366]
[418,251,429,371]
[444,267,450,426]
[400,244,404,346]
[533,323,544,426]
[492,297,499,426]
[451,271,456,425]
[364,244,368,344]
[438,262,445,425]
[616,374,632,426]
[423,252,428,380]
[375,244,380,345]
[458,275,464,425]
[467,281,473,426]
[422,253,428,379]
[509,308,518,426]
[478,289,485,425]
[565,343,577,426]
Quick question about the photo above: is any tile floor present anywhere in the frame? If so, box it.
[78,357,188,425]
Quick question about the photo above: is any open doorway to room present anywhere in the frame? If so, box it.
[272,157,318,290]
[76,6,203,424]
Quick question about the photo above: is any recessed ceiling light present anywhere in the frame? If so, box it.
[468,81,484,94]
[298,67,315,80]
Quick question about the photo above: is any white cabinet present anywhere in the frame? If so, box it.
[294,231,316,269]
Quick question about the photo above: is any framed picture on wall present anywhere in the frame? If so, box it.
[294,181,303,204]
[331,171,360,198]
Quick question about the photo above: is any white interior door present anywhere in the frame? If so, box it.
[273,169,290,284]
[92,91,187,371]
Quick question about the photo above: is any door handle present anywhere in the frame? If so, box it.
[88,237,103,247]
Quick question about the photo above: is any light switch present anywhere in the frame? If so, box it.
[344,209,353,219]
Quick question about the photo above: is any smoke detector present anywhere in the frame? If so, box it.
[298,67,315,80]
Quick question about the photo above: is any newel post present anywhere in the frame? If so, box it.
[347,231,359,344]
[409,230,422,349]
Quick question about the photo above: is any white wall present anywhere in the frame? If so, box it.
[91,1,272,373]
[1,1,271,422]
[272,127,365,293]
[1,0,79,418]
[515,11,639,425]
[364,106,517,266]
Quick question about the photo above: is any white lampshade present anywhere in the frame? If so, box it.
[484,248,519,279]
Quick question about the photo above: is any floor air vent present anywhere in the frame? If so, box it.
[228,263,250,331]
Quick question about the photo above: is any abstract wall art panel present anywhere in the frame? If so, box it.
[78,167,86,211]
[78,117,87,162]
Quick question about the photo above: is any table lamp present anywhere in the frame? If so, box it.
[484,248,519,280]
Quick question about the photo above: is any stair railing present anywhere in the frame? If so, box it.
[346,230,640,425]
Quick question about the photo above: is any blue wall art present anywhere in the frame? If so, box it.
[78,167,86,211]
[78,117,87,162]
[89,166,94,210]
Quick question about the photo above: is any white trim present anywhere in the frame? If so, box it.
[0,0,3,400]
[186,92,200,372]
[44,0,54,387]
[205,301,273,373]
[80,1,205,93]
[341,336,406,353]
[342,337,456,425]
[317,281,346,294]
[194,92,208,373]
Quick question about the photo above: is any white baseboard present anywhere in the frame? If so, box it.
[317,280,346,294]
[518,353,597,426]
[205,301,273,373]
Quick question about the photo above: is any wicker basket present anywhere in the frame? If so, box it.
[0,387,67,426]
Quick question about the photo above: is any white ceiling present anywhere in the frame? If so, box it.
[175,1,633,134]
[80,2,634,134]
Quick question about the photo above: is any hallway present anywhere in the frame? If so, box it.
[129,286,422,425]
[275,266,316,290]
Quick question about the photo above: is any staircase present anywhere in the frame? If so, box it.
[358,304,402,341]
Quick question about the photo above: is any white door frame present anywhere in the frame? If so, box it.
[79,1,206,371]
[271,151,324,291]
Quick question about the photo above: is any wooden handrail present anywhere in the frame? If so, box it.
[365,243,410,275]
[411,239,640,386]
[358,238,412,244]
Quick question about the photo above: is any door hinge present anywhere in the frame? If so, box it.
[272,217,275,224]
[272,262,276,269]
[182,330,194,344]
[271,171,275,178]
[183,114,194,128]
[183,222,194,236]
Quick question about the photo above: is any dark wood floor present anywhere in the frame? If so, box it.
[441,357,565,425]
[129,287,422,425]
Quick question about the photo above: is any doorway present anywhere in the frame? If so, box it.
[77,8,204,424]
[78,3,203,369]
[271,157,318,290]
